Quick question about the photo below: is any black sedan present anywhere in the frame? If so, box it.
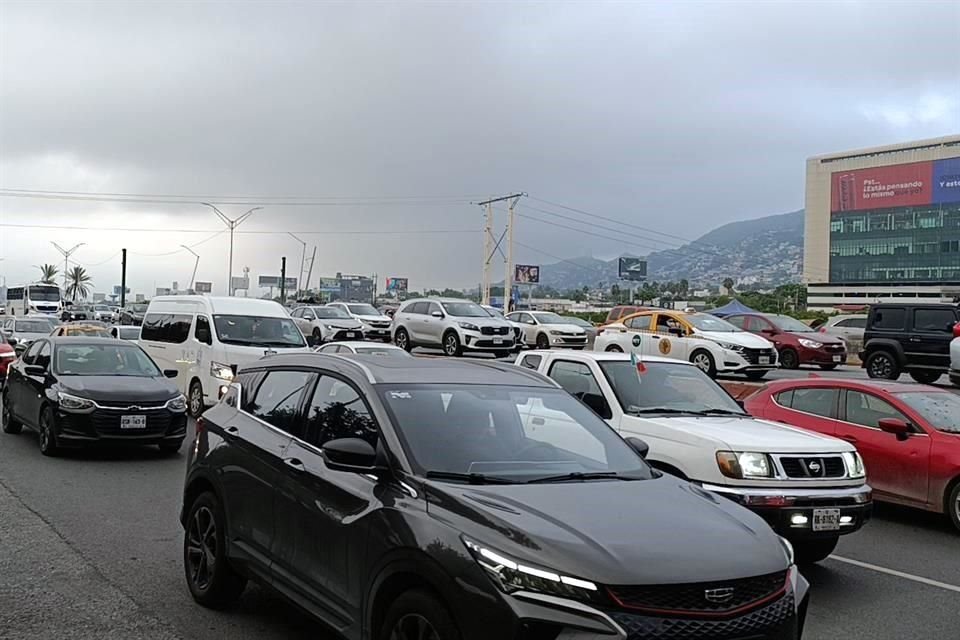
[181,354,808,640]
[1,337,188,455]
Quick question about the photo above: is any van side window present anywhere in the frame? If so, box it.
[195,316,212,345]
[141,313,193,344]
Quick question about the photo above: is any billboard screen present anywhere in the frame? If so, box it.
[618,257,647,281]
[385,277,409,292]
[194,281,213,293]
[514,264,540,284]
[831,156,960,213]
[257,276,296,289]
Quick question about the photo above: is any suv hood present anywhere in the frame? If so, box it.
[625,414,854,453]
[59,375,179,404]
[454,316,513,329]
[543,323,587,334]
[427,476,788,585]
[696,331,772,349]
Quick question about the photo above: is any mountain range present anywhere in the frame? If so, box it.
[534,209,804,291]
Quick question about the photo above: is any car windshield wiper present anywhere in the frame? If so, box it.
[526,471,631,484]
[686,408,749,417]
[424,471,514,485]
[626,407,697,416]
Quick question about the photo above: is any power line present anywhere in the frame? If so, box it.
[0,222,479,235]
[0,187,488,201]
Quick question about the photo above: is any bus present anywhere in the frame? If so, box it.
[5,283,63,316]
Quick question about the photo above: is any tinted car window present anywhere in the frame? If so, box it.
[247,370,312,437]
[34,342,52,369]
[775,389,794,407]
[548,360,611,419]
[789,388,837,418]
[845,391,908,429]
[870,308,905,330]
[725,315,746,329]
[305,376,379,448]
[837,317,866,328]
[141,313,193,343]
[426,302,442,316]
[195,315,212,344]
[21,341,42,364]
[625,315,652,330]
[407,302,426,315]
[913,308,956,332]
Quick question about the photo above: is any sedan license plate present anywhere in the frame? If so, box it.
[812,508,841,532]
[833,355,843,363]
[759,356,771,365]
[345,332,357,339]
[493,337,504,345]
[120,414,147,430]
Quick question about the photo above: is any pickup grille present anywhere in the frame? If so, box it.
[778,456,845,478]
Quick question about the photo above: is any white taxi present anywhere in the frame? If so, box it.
[593,309,778,379]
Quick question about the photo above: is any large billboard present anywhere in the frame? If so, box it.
[514,264,540,284]
[257,275,296,289]
[618,257,647,281]
[831,156,960,213]
[385,277,409,292]
[194,282,213,293]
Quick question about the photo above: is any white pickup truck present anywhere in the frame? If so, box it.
[515,350,873,564]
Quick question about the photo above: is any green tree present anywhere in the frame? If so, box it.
[39,264,59,284]
[722,277,735,292]
[610,284,621,303]
[66,266,92,301]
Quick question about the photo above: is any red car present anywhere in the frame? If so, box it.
[0,342,15,386]
[726,313,847,370]
[745,378,960,530]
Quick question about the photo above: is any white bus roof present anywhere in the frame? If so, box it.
[146,295,290,317]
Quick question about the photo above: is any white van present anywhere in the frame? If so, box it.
[138,296,310,417]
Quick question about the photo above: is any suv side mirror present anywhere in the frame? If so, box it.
[878,417,910,439]
[431,311,444,318]
[323,438,381,473]
[625,437,649,459]
[761,327,778,336]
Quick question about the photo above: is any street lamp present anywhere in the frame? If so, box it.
[181,245,200,291]
[51,242,85,291]
[201,203,262,296]
[287,232,307,298]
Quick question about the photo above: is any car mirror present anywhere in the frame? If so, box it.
[323,438,382,473]
[878,418,910,438]
[761,327,778,336]
[431,311,444,318]
[163,369,179,378]
[526,319,536,325]
[625,437,649,459]
[24,364,46,376]
[304,314,314,321]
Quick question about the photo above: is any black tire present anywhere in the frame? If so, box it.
[379,589,461,640]
[311,327,323,346]
[946,482,960,532]
[793,537,838,565]
[690,349,717,378]
[779,348,800,370]
[188,380,205,419]
[745,370,767,381]
[535,333,550,350]
[442,331,462,357]
[605,345,623,353]
[159,440,183,455]
[819,364,838,371]
[183,491,247,608]
[394,327,412,352]
[866,350,901,380]
[909,370,941,385]
[38,406,59,457]
[2,391,22,434]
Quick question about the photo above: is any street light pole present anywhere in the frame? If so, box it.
[51,242,85,293]
[181,245,200,291]
[202,203,262,296]
[287,232,307,298]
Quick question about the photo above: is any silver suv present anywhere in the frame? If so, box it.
[392,298,516,356]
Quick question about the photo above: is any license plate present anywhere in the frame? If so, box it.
[493,337,503,344]
[346,332,357,339]
[812,508,841,532]
[833,355,843,362]
[759,356,771,365]
[121,414,147,429]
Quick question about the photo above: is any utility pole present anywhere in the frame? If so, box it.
[481,201,493,305]
[202,203,262,296]
[51,242,85,293]
[504,195,521,312]
[304,246,317,297]
[287,233,307,298]
[475,193,525,308]
[181,245,200,291]
[120,249,127,308]
[279,257,287,304]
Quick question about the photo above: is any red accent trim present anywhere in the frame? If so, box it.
[606,575,789,620]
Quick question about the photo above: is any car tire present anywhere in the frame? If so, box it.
[442,331,462,357]
[690,349,717,378]
[793,537,838,565]
[946,482,960,532]
[866,350,900,380]
[908,371,941,385]
[379,589,462,640]
[744,370,767,381]
[605,345,623,353]
[311,328,323,346]
[38,406,59,457]
[188,380,205,419]
[394,327,412,352]
[184,491,247,608]
[159,440,183,455]
[819,364,838,370]
[1,392,22,434]
[535,333,550,350]
[779,348,800,370]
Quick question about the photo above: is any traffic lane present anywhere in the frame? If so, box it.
[0,423,323,640]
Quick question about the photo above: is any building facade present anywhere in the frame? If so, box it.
[804,136,960,311]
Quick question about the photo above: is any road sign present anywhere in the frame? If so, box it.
[194,281,212,293]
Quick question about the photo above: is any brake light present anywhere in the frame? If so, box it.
[953,322,960,338]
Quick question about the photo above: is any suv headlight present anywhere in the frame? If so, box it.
[715,341,745,352]
[210,362,234,381]
[842,451,866,478]
[58,391,95,412]
[798,338,823,349]
[458,322,480,332]
[165,394,188,412]
[717,451,774,478]
[462,537,603,603]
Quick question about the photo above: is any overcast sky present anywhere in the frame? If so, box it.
[1,0,958,297]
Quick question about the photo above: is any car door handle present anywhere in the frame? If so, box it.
[909,337,922,342]
[839,435,858,444]
[224,426,239,434]
[283,457,305,472]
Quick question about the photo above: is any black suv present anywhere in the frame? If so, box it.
[860,303,960,384]
[181,354,808,640]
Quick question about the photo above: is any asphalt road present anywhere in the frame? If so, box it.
[1,381,958,640]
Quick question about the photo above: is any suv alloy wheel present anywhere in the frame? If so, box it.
[380,590,461,640]
[395,327,412,352]
[184,492,247,607]
[866,351,900,380]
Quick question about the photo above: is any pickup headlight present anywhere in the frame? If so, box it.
[165,394,188,412]
[58,391,96,412]
[715,341,745,352]
[458,322,480,332]
[842,451,866,478]
[798,338,823,349]
[717,451,774,478]
[462,537,603,603]
[210,362,234,381]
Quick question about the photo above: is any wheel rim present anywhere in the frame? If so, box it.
[693,353,711,372]
[39,412,51,450]
[870,355,892,378]
[782,351,797,368]
[396,331,408,350]
[390,614,440,640]
[186,506,218,591]
[537,335,548,349]
[444,335,457,355]
[190,385,203,415]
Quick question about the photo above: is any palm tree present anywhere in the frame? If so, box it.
[66,266,92,301]
[39,264,59,284]
[722,277,735,293]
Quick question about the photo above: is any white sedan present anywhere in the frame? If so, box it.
[505,311,588,349]
[314,341,411,357]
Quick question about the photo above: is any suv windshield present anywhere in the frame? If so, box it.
[894,392,960,433]
[687,313,740,333]
[379,384,651,483]
[600,361,746,415]
[769,315,816,333]
[15,320,51,333]
[213,315,306,347]
[532,312,567,324]
[55,344,161,377]
[441,301,489,318]
[346,304,379,316]
[313,307,351,319]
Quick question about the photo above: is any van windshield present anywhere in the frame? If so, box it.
[212,315,306,348]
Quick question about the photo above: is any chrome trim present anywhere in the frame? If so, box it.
[770,453,852,481]
[834,418,929,436]
[511,591,627,639]
[701,483,872,503]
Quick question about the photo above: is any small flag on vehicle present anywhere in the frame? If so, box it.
[630,350,647,376]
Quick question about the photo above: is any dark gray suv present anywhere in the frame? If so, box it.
[181,354,808,640]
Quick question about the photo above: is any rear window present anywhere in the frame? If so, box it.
[870,308,905,331]
[913,308,957,332]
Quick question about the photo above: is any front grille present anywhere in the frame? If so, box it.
[95,399,168,409]
[481,326,510,336]
[779,456,845,478]
[824,344,845,353]
[473,339,514,348]
[90,410,177,436]
[333,329,362,340]
[368,321,391,328]
[608,593,794,640]
[741,348,776,365]
[608,570,787,616]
